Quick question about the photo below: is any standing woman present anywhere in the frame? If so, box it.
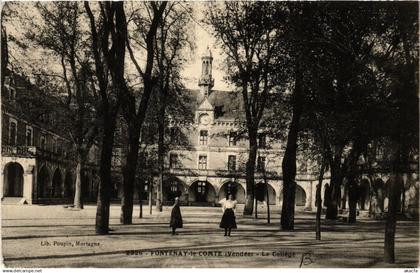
[220,194,237,236]
[170,197,183,235]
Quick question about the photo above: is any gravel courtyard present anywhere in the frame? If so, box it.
[1,204,418,268]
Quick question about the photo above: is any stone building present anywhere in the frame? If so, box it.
[142,48,418,217]
[151,48,317,209]
[1,71,98,204]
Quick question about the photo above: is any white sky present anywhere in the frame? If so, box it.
[181,3,231,92]
[4,2,232,91]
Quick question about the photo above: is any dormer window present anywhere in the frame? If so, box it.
[169,154,179,169]
[228,155,236,171]
[257,156,266,172]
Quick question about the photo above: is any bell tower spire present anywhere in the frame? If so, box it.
[198,46,214,97]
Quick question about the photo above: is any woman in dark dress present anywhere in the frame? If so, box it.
[220,194,237,236]
[170,197,183,235]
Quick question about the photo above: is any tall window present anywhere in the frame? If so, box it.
[228,155,236,171]
[198,155,207,170]
[169,154,179,168]
[170,181,178,193]
[26,127,33,146]
[258,134,266,148]
[197,181,206,193]
[257,156,266,172]
[229,132,237,146]
[9,121,17,145]
[199,130,208,145]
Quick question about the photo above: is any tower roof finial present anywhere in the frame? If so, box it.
[203,46,212,58]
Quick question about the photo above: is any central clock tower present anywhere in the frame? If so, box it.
[195,46,215,125]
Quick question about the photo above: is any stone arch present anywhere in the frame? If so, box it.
[52,168,63,197]
[255,182,276,205]
[38,165,51,198]
[3,162,24,197]
[64,171,74,198]
[188,180,216,204]
[218,180,246,203]
[163,176,188,203]
[295,184,307,206]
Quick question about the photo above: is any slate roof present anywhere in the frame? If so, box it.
[185,89,245,121]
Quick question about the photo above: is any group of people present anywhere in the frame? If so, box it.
[169,194,238,236]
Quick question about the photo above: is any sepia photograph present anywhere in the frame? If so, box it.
[0,0,419,269]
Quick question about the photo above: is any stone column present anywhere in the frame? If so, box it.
[0,166,4,199]
[305,181,313,211]
[23,165,35,204]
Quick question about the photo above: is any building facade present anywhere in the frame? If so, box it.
[1,52,417,217]
[158,48,317,208]
[1,71,98,204]
[149,48,418,217]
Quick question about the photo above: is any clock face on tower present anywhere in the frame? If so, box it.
[199,114,210,125]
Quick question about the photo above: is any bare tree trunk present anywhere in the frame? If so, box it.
[315,158,326,240]
[384,173,402,263]
[120,128,140,224]
[348,177,358,223]
[281,67,303,230]
[138,186,143,218]
[255,197,258,219]
[244,133,258,215]
[326,164,342,220]
[156,94,165,212]
[264,176,270,224]
[149,179,153,215]
[73,151,87,209]
[96,121,116,235]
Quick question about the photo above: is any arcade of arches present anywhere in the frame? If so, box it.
[1,158,99,204]
[2,158,418,215]
[142,177,309,208]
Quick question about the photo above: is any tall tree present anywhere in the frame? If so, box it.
[84,1,123,234]
[27,2,98,209]
[119,1,167,224]
[206,2,279,215]
[381,2,418,263]
[153,2,195,211]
